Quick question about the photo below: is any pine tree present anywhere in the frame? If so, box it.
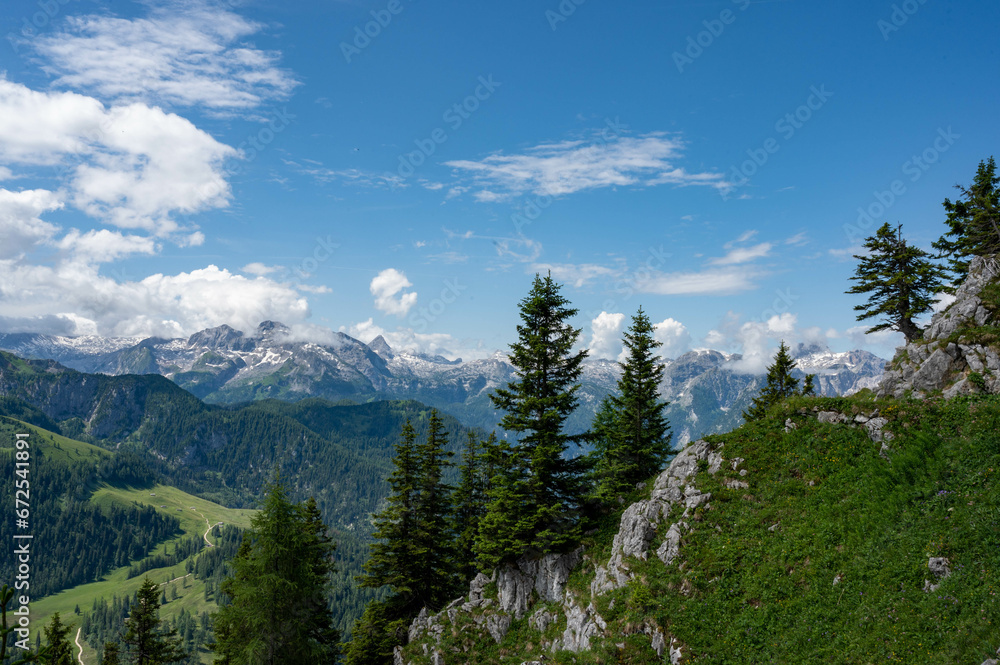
[487,272,589,560]
[341,601,406,665]
[742,341,815,422]
[43,612,74,665]
[410,411,455,609]
[933,156,1000,284]
[474,435,532,571]
[452,431,488,581]
[212,479,340,665]
[358,422,422,611]
[590,307,672,501]
[101,642,121,665]
[847,222,947,342]
[122,578,186,665]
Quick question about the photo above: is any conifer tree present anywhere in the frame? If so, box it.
[123,578,186,665]
[452,431,488,581]
[847,222,947,342]
[101,642,121,665]
[342,601,406,665]
[742,341,815,422]
[589,307,672,501]
[933,156,1000,284]
[474,435,532,571]
[42,612,74,665]
[487,273,588,560]
[410,411,455,609]
[213,479,339,665]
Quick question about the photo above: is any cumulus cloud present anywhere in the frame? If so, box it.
[0,79,236,236]
[0,188,62,258]
[653,318,692,359]
[56,229,159,264]
[701,312,804,374]
[341,318,488,361]
[589,312,625,360]
[370,268,418,317]
[0,262,309,338]
[30,1,298,113]
[446,132,728,201]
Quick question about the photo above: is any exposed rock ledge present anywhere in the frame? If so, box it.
[400,438,726,664]
[879,255,1000,399]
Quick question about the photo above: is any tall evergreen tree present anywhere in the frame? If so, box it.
[42,612,74,665]
[410,411,455,609]
[213,479,339,665]
[341,601,405,665]
[474,435,532,571]
[122,578,186,665]
[487,272,588,560]
[451,431,488,581]
[933,156,1000,284]
[101,642,121,665]
[742,341,815,422]
[847,222,947,342]
[590,308,672,501]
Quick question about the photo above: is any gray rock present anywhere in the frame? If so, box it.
[529,607,558,633]
[928,556,951,579]
[943,377,971,399]
[784,418,797,432]
[558,596,606,652]
[670,637,684,664]
[645,625,666,657]
[497,548,582,619]
[393,646,406,665]
[656,521,687,566]
[486,613,512,644]
[864,417,893,444]
[725,479,749,489]
[910,349,954,392]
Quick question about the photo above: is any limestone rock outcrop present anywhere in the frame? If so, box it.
[878,256,1000,398]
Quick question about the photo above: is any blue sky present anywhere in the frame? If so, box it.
[0,0,997,368]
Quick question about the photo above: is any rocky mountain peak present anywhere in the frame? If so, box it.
[368,335,395,360]
[186,324,250,351]
[878,255,1000,398]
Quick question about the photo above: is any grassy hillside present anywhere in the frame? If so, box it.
[402,392,1000,664]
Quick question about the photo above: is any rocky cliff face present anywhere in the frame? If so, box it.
[878,255,1000,398]
[399,439,726,664]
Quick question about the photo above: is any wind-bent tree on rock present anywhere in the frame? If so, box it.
[848,222,947,343]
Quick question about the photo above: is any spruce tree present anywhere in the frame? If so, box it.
[590,307,672,501]
[342,601,406,665]
[452,431,488,581]
[411,411,455,609]
[933,156,1000,284]
[122,578,186,665]
[474,435,532,571]
[213,479,339,665]
[42,612,74,665]
[101,642,121,665]
[847,222,947,342]
[487,272,588,560]
[742,341,815,422]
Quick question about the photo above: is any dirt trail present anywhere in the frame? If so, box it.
[191,507,223,547]
[75,627,85,665]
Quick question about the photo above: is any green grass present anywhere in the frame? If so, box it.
[0,422,257,664]
[402,394,1000,664]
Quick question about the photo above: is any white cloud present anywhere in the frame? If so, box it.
[653,318,692,359]
[370,268,417,317]
[342,318,487,361]
[530,262,616,287]
[709,242,773,266]
[0,79,236,236]
[242,262,280,276]
[0,262,309,338]
[589,311,625,360]
[785,231,808,246]
[31,2,298,113]
[702,311,802,374]
[636,267,762,296]
[56,229,159,264]
[0,188,62,258]
[446,132,728,200]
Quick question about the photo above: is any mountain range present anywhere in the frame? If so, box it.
[0,322,886,444]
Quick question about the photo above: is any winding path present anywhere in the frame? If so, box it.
[191,507,223,547]
[74,627,85,665]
